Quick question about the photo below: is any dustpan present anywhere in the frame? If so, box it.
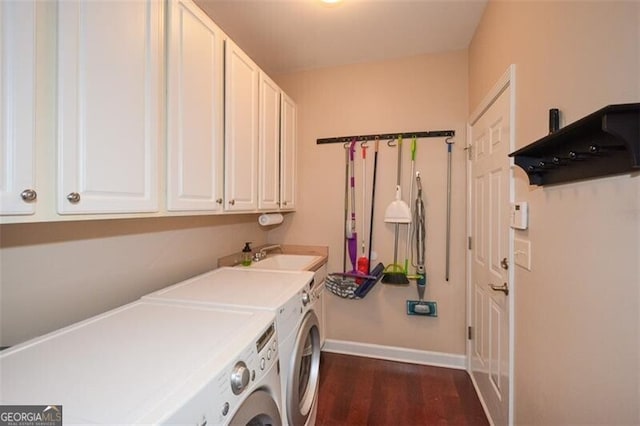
[384,185,412,223]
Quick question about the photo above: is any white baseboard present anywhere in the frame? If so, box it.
[322,339,467,370]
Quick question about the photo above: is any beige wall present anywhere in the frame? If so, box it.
[272,51,469,355]
[469,1,639,424]
[0,216,267,346]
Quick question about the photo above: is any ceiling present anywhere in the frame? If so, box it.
[194,0,488,75]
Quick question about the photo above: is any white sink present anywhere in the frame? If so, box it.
[245,254,322,271]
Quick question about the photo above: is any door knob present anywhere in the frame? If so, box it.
[489,282,509,296]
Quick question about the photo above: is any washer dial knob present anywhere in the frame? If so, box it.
[301,290,310,306]
[230,361,250,395]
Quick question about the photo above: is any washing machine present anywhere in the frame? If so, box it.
[0,300,281,425]
[143,267,322,426]
[309,263,327,348]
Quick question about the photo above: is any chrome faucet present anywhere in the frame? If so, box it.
[253,244,282,261]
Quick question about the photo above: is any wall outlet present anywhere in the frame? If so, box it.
[514,238,531,271]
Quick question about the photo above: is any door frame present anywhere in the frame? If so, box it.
[466,64,516,425]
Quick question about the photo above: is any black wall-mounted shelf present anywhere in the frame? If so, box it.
[509,103,639,186]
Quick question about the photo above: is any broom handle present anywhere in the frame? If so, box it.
[396,136,403,185]
[343,145,349,273]
[393,223,399,263]
[361,144,367,255]
[367,139,379,274]
[445,141,453,281]
[393,137,402,266]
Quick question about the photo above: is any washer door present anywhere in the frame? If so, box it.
[286,310,321,426]
[228,389,282,426]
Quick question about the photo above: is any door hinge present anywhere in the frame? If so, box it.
[468,236,472,250]
[466,145,473,160]
[468,326,473,340]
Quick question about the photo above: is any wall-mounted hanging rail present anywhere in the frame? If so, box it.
[509,103,639,186]
[317,130,454,144]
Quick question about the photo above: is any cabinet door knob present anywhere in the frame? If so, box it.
[229,199,235,206]
[66,192,81,203]
[282,201,287,206]
[216,198,223,204]
[20,189,37,202]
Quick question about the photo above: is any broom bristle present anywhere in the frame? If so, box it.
[382,272,410,285]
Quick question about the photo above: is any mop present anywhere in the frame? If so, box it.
[346,140,358,273]
[406,172,437,316]
[328,140,384,298]
[403,137,417,275]
[356,143,369,282]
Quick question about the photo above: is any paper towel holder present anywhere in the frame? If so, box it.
[258,213,284,226]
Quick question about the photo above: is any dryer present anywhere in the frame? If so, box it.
[144,267,322,426]
[0,300,281,425]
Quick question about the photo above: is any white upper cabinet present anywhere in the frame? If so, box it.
[280,92,297,210]
[258,72,281,210]
[224,39,259,212]
[167,0,224,212]
[57,1,161,214]
[0,1,37,215]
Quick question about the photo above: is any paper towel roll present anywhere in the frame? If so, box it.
[258,213,284,226]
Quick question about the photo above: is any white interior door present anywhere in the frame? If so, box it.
[468,71,514,425]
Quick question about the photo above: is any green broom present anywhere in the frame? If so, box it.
[382,136,411,285]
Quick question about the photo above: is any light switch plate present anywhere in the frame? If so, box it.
[514,238,531,270]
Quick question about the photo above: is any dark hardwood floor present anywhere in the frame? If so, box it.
[315,352,489,426]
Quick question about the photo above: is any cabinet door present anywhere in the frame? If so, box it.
[0,1,36,215]
[167,0,224,212]
[224,39,259,212]
[57,1,161,214]
[280,93,297,210]
[258,72,281,210]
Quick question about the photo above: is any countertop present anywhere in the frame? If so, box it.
[217,244,328,272]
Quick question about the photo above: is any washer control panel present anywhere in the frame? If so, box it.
[160,321,279,426]
[217,323,279,423]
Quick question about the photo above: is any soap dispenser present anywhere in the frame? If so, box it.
[241,242,252,266]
